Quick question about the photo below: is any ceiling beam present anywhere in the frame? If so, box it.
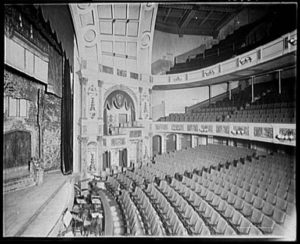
[214,6,244,32]
[194,5,239,13]
[163,8,172,22]
[198,10,214,26]
[179,9,196,29]
[155,22,214,36]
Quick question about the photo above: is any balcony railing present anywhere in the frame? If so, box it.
[153,121,296,147]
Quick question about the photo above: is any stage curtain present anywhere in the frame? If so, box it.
[61,55,73,175]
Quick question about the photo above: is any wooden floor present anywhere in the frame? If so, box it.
[3,171,72,237]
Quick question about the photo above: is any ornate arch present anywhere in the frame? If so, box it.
[103,85,138,113]
[103,85,138,135]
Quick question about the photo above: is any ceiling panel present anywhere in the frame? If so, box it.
[128,4,140,20]
[114,4,127,19]
[99,20,113,35]
[127,21,139,37]
[115,41,126,55]
[114,20,126,36]
[127,42,137,57]
[101,54,114,66]
[97,5,113,19]
[101,40,113,53]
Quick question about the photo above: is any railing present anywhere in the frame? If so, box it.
[153,121,296,147]
[152,30,297,86]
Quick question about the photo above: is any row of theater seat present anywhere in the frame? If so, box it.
[119,190,145,235]
[154,145,255,174]
[105,145,295,236]
[158,102,295,123]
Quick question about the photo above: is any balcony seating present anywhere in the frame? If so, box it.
[167,10,296,75]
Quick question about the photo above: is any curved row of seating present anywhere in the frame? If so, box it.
[131,186,166,235]
[125,170,145,186]
[104,144,295,237]
[154,145,255,175]
[144,183,189,235]
[118,190,145,236]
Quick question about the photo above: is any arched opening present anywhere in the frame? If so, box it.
[152,135,162,156]
[103,90,136,136]
[181,134,192,149]
[166,133,176,153]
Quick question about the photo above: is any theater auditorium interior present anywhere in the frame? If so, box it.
[3,2,297,239]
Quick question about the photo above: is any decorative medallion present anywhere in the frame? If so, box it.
[84,29,96,43]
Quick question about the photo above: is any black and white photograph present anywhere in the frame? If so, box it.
[2,1,297,240]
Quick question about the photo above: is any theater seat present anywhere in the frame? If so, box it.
[250,208,264,226]
[260,216,275,234]
[237,217,252,235]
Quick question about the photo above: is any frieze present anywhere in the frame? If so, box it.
[254,127,273,139]
[187,124,198,132]
[155,124,168,130]
[277,128,296,141]
[232,126,249,136]
[111,137,126,146]
[129,130,142,138]
[239,56,252,66]
[216,125,230,134]
[203,69,215,77]
[171,124,184,131]
[199,125,213,133]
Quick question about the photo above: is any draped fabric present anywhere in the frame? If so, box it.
[104,90,136,135]
[61,55,73,175]
[34,4,74,69]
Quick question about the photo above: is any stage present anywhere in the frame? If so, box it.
[3,170,74,237]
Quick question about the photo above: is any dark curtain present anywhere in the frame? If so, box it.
[61,55,73,175]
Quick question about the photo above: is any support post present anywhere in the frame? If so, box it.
[251,76,254,103]
[208,85,211,105]
[278,70,282,95]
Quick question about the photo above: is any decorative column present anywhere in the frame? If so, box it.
[78,136,88,178]
[191,135,197,148]
[175,134,182,151]
[139,87,143,119]
[97,136,103,174]
[97,80,104,120]
[80,77,88,119]
[149,89,152,120]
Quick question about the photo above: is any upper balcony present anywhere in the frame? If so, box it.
[152,30,297,90]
